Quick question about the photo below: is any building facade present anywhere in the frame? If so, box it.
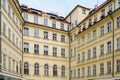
[0,0,120,80]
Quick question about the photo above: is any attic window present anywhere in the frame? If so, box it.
[82,9,86,14]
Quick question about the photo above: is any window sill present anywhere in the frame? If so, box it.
[99,74,104,76]
[99,54,104,57]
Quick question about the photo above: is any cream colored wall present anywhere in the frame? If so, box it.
[66,6,90,30]
[23,22,69,80]
[1,0,23,77]
[70,0,120,79]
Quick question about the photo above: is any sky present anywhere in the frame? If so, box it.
[18,0,106,17]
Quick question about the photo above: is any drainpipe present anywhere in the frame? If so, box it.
[110,0,115,78]
[110,12,114,78]
[68,15,72,80]
[0,0,2,72]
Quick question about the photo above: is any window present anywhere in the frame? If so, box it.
[24,43,29,53]
[3,0,6,7]
[34,16,38,24]
[78,54,80,62]
[93,47,96,57]
[89,18,92,26]
[107,62,111,73]
[13,60,15,72]
[100,26,104,36]
[78,68,80,78]
[44,18,48,26]
[87,34,91,42]
[93,30,96,39]
[87,49,91,59]
[44,64,49,76]
[16,18,18,25]
[8,57,11,70]
[24,62,29,74]
[61,48,65,57]
[44,46,48,55]
[3,54,6,69]
[61,35,65,42]
[53,47,57,56]
[117,38,120,49]
[78,39,80,46]
[82,9,86,14]
[108,4,112,12]
[117,16,120,27]
[3,22,6,35]
[61,23,64,30]
[82,52,85,61]
[23,14,28,21]
[107,22,111,32]
[53,65,57,76]
[12,33,15,43]
[34,63,39,75]
[118,0,120,8]
[100,44,104,55]
[34,44,39,54]
[101,9,105,17]
[82,68,84,77]
[8,5,11,15]
[67,25,70,31]
[53,33,57,41]
[52,21,56,28]
[87,66,91,76]
[74,33,76,40]
[82,37,85,44]
[70,36,73,42]
[44,31,48,39]
[75,20,77,26]
[16,62,18,73]
[70,49,72,57]
[70,70,72,78]
[117,60,120,72]
[8,28,11,39]
[16,37,18,46]
[83,23,86,30]
[94,15,97,22]
[61,66,65,76]
[93,65,96,76]
[100,63,104,75]
[107,41,111,53]
[12,12,15,21]
[74,47,76,57]
[24,28,29,36]
[34,29,39,37]
[74,69,76,78]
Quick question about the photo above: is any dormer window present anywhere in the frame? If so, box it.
[94,15,97,23]
[82,9,86,14]
[34,16,38,24]
[89,18,92,27]
[52,21,56,28]
[83,23,86,31]
[101,9,105,19]
[75,20,78,26]
[108,4,112,14]
[61,23,64,30]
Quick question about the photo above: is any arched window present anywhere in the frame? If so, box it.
[61,66,65,76]
[34,63,39,75]
[24,62,29,74]
[44,64,49,76]
[53,65,57,76]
